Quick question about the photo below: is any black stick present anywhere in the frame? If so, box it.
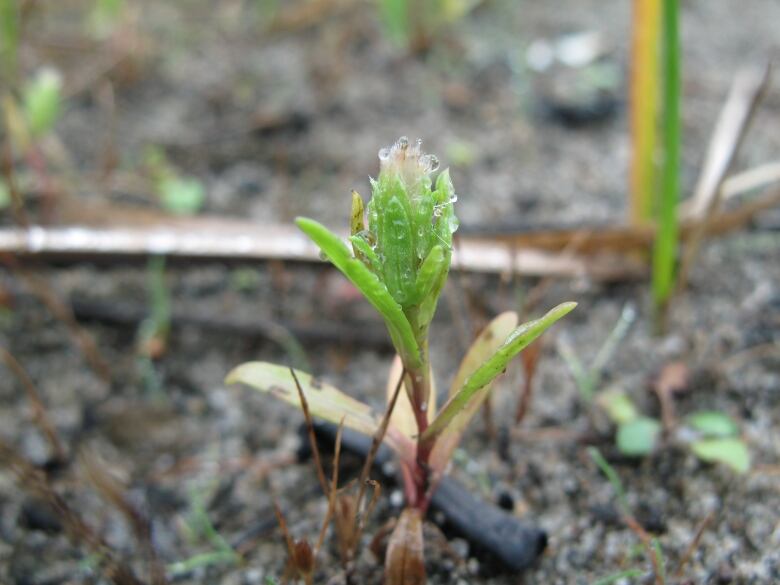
[297,421,547,573]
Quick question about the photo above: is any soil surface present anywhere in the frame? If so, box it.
[2,1,779,584]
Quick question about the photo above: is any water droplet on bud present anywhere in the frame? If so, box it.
[378,147,390,161]
[449,194,458,203]
[397,136,409,150]
[428,155,440,172]
[420,401,428,412]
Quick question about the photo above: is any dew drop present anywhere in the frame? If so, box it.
[449,194,458,203]
[420,401,428,412]
[428,155,440,172]
[378,147,390,161]
[448,215,460,234]
[319,251,329,261]
[397,136,409,151]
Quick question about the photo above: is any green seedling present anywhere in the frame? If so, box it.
[600,392,749,473]
[561,307,748,471]
[589,447,666,584]
[559,303,636,402]
[88,0,126,39]
[23,68,63,139]
[136,256,170,395]
[228,137,575,583]
[377,0,480,52]
[144,146,206,215]
[168,482,242,577]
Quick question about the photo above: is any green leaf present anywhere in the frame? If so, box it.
[0,0,20,79]
[428,311,518,472]
[412,245,445,305]
[378,0,409,45]
[597,389,638,425]
[159,176,205,215]
[690,437,749,474]
[23,68,62,138]
[296,217,421,368]
[349,235,382,274]
[227,361,381,437]
[686,411,739,437]
[0,179,10,210]
[421,302,576,450]
[616,416,660,456]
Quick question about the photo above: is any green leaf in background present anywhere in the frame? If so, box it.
[23,68,63,138]
[690,437,749,474]
[296,217,421,369]
[89,0,125,39]
[616,416,661,456]
[378,0,409,45]
[158,176,205,215]
[597,389,639,425]
[686,410,739,437]
[421,302,576,448]
[0,0,19,80]
[0,179,10,210]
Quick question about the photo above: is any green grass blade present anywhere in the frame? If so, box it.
[421,302,576,449]
[296,217,421,368]
[652,0,680,313]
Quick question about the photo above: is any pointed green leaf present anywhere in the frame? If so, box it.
[421,302,576,450]
[597,388,639,425]
[349,235,382,274]
[616,417,660,456]
[412,245,445,305]
[686,411,739,437]
[429,311,518,472]
[296,217,421,368]
[690,437,749,474]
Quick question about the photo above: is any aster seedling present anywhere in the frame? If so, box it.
[227,137,575,582]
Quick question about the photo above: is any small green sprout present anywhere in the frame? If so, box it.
[144,146,206,215]
[563,308,748,472]
[228,137,575,581]
[22,68,63,139]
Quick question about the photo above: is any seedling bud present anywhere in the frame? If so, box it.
[365,137,458,312]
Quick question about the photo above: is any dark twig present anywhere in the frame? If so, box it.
[79,448,168,585]
[0,438,145,585]
[675,511,715,577]
[0,347,65,461]
[1,254,111,381]
[352,367,405,549]
[290,367,330,497]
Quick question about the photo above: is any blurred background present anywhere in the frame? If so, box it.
[1,1,779,583]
